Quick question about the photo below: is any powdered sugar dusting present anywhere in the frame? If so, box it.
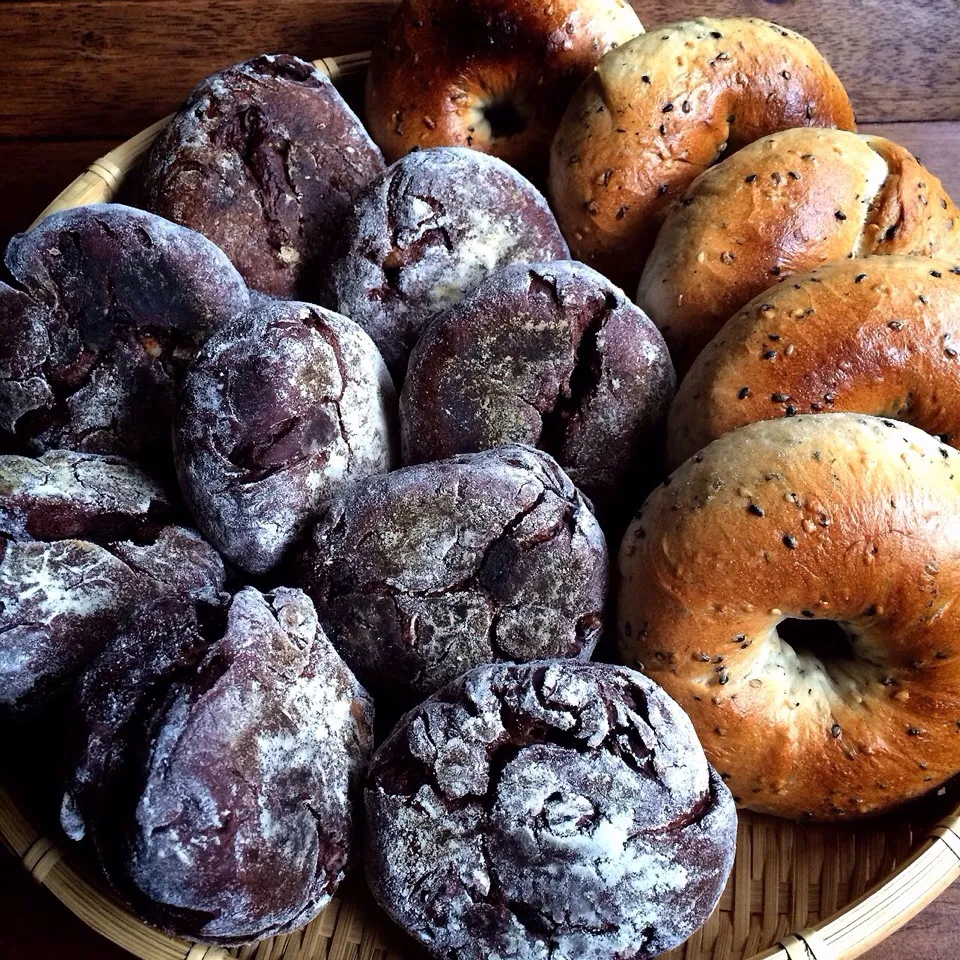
[329,147,569,377]
[366,660,736,960]
[64,586,373,944]
[174,300,398,574]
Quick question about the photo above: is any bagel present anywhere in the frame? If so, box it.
[364,0,643,176]
[617,413,960,820]
[638,129,960,374]
[548,17,855,290]
[668,257,960,468]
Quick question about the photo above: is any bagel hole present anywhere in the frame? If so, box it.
[777,617,856,662]
[482,100,527,140]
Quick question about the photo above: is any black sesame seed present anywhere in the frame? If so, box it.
[662,103,674,113]
[835,211,847,220]
[941,448,951,459]
[760,303,774,311]
[710,30,723,38]
[681,196,695,206]
[738,386,750,399]
[770,265,781,276]
[641,75,651,83]
[788,170,800,180]
[659,123,666,135]
[698,653,711,662]
[762,350,776,360]
[748,503,765,517]
[805,104,813,119]
[771,392,790,402]
[907,727,923,736]
[947,347,958,359]
[831,724,842,738]
[768,333,782,341]
[718,670,729,685]
[657,184,669,195]
[745,173,758,183]
[682,101,692,113]
[932,270,943,278]
[782,534,798,549]
[785,405,797,417]
[919,295,929,304]
[888,320,904,331]
[854,273,867,283]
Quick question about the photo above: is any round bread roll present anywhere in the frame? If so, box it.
[0,204,250,469]
[174,300,398,575]
[364,0,642,176]
[143,55,385,299]
[61,587,373,944]
[0,449,175,543]
[401,260,675,513]
[365,659,737,960]
[638,129,960,374]
[0,448,225,722]
[618,413,960,820]
[295,444,608,703]
[668,257,960,468]
[327,147,569,378]
[549,17,856,290]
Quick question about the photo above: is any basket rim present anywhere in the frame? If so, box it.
[10,48,960,960]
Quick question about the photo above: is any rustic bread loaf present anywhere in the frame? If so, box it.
[327,147,569,378]
[61,587,373,944]
[295,444,608,703]
[174,300,398,575]
[365,659,737,960]
[0,204,250,470]
[143,54,385,299]
[401,260,675,516]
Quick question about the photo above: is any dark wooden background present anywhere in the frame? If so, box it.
[1,0,959,957]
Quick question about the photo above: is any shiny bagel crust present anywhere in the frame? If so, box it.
[364,0,643,175]
[548,17,856,290]
[618,414,960,820]
[638,130,960,374]
[667,257,960,468]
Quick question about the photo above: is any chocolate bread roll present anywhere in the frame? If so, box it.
[61,586,374,944]
[365,659,737,960]
[143,55,385,299]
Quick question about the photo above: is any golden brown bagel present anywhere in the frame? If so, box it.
[364,0,642,176]
[638,129,960,375]
[618,413,960,820]
[548,17,855,290]
[667,257,960,469]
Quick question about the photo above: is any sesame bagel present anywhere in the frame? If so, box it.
[364,0,643,177]
[548,17,855,290]
[638,129,960,375]
[618,413,960,820]
[668,257,960,469]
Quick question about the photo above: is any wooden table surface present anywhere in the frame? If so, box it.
[1,0,959,957]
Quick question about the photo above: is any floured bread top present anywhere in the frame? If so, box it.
[328,147,569,377]
[365,659,737,960]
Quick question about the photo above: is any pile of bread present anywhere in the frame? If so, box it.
[3,2,960,957]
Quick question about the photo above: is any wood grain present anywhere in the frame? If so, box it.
[0,0,957,140]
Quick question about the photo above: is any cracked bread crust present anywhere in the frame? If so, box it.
[142,55,385,299]
[0,449,175,543]
[294,444,608,702]
[0,204,250,467]
[636,128,960,375]
[173,300,398,575]
[61,587,374,944]
[0,526,225,719]
[401,261,675,512]
[365,659,736,960]
[326,147,569,378]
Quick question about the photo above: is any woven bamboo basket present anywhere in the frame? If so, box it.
[4,49,960,960]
